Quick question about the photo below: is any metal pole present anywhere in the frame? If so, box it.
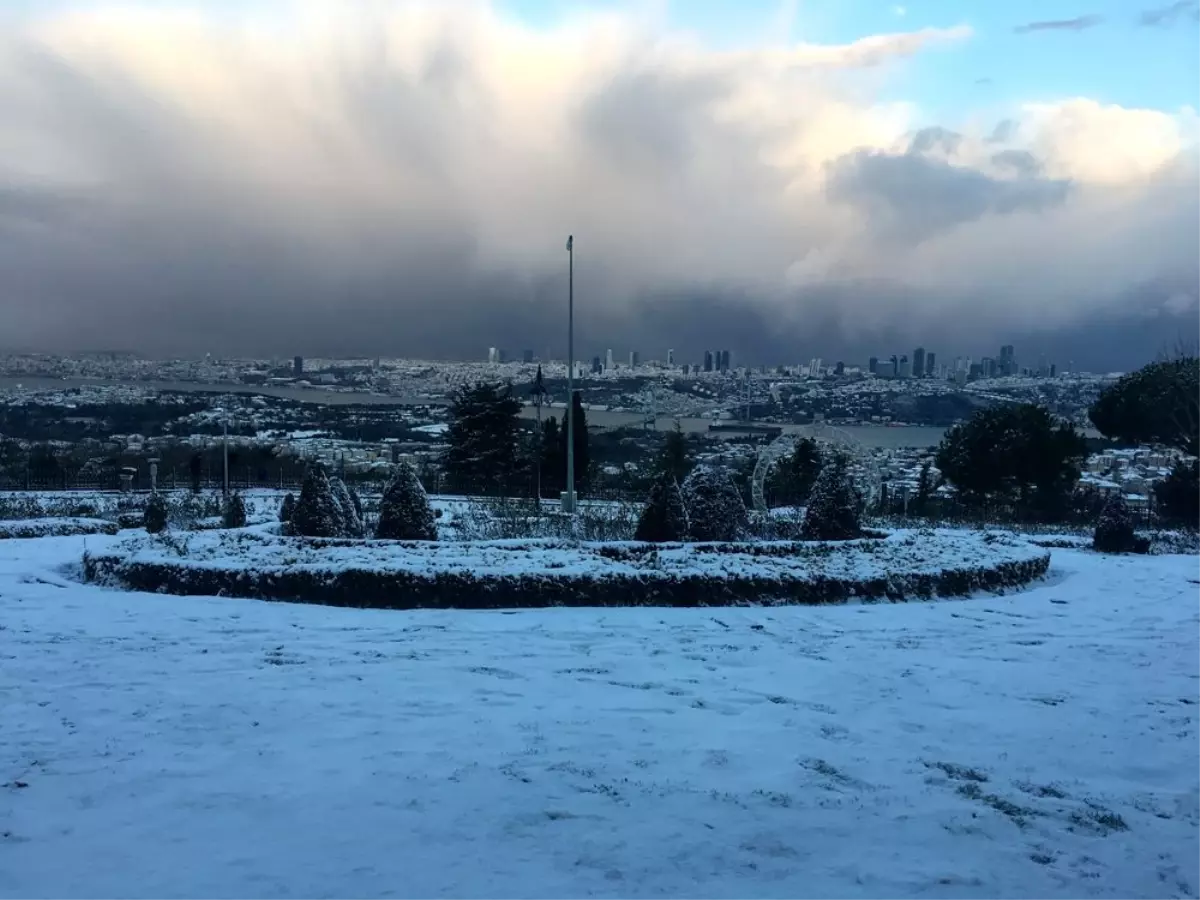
[222,416,229,499]
[564,234,576,513]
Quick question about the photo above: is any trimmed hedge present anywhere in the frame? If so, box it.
[1,518,119,539]
[83,532,1051,610]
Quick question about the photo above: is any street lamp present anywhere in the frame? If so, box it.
[562,234,577,513]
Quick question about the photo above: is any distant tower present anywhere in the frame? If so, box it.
[912,347,925,379]
[591,355,602,374]
[868,356,878,374]
[522,349,534,364]
[629,350,639,369]
[667,349,675,366]
[293,356,304,376]
[488,347,498,364]
[925,352,936,376]
[719,350,730,372]
[703,351,714,372]
[605,349,614,371]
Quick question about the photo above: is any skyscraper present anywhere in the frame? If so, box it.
[703,350,714,372]
[522,349,534,364]
[898,355,911,378]
[605,349,614,371]
[591,355,602,374]
[912,347,925,379]
[834,361,845,376]
[868,356,878,374]
[925,352,936,377]
[667,349,674,366]
[293,356,303,376]
[629,350,639,369]
[999,344,1016,376]
[487,347,498,364]
[719,350,730,372]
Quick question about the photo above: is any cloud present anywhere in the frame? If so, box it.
[1138,0,1200,26]
[1013,15,1104,33]
[0,1,1193,370]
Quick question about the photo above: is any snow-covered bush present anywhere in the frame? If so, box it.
[634,475,689,542]
[681,464,748,542]
[143,493,168,534]
[1093,495,1149,554]
[222,493,247,529]
[347,484,364,522]
[801,454,864,541]
[330,476,363,538]
[291,467,344,538]
[279,492,296,525]
[0,517,118,539]
[376,463,437,540]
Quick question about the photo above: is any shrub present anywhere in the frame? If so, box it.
[143,493,169,534]
[376,462,438,540]
[291,467,344,538]
[1093,495,1149,554]
[347,484,364,522]
[634,475,689,542]
[279,492,296,524]
[1155,459,1199,529]
[801,454,864,541]
[330,476,363,537]
[681,464,748,541]
[222,493,247,529]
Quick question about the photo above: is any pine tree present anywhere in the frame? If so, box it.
[801,454,863,541]
[681,464,748,541]
[189,453,203,494]
[347,483,364,522]
[912,460,933,516]
[634,474,689,542]
[291,466,344,538]
[1093,494,1148,553]
[330,476,362,537]
[143,492,168,534]
[279,493,296,524]
[222,492,247,529]
[539,416,564,497]
[376,463,438,540]
[441,382,523,493]
[558,390,591,494]
[657,421,693,482]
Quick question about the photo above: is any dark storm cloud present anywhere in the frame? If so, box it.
[825,149,1071,242]
[1138,0,1200,26]
[1013,15,1104,33]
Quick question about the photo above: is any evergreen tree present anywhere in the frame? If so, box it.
[143,492,168,534]
[1090,354,1199,456]
[1154,459,1199,528]
[558,390,591,494]
[634,474,689,542]
[347,483,364,522]
[539,416,564,497]
[330,476,362,537]
[222,492,247,529]
[681,464,748,541]
[376,462,438,540]
[279,492,296,524]
[801,453,863,541]
[1093,494,1148,553]
[768,437,823,507]
[291,466,344,538]
[441,382,523,493]
[912,460,934,516]
[189,453,203,494]
[656,421,693,482]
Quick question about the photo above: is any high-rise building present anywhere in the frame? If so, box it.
[834,361,845,376]
[969,362,982,381]
[868,356,878,374]
[629,351,639,369]
[487,347,498,364]
[667,349,674,366]
[719,350,731,372]
[898,355,911,378]
[981,357,996,379]
[605,349,614,371]
[877,359,895,378]
[703,351,714,372]
[293,356,304,376]
[591,355,602,374]
[522,349,534,364]
[498,349,509,364]
[809,358,822,376]
[912,347,925,379]
[925,352,936,377]
[1049,363,1057,378]
[999,344,1016,376]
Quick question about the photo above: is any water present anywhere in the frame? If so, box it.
[0,376,945,448]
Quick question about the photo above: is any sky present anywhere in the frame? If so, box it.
[0,0,1196,369]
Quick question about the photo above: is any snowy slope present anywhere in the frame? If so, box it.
[1,536,1197,899]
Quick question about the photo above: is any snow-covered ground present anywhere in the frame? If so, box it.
[1,535,1197,898]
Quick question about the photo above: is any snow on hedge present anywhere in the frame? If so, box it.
[0,517,119,539]
[84,528,1050,608]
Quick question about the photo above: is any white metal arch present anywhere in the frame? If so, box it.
[751,419,883,514]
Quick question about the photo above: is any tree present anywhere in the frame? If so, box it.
[539,416,564,498]
[912,460,934,517]
[1155,459,1199,528]
[768,437,823,507]
[656,421,693,482]
[376,463,438,540]
[634,475,689,542]
[801,453,863,541]
[681,464,748,541]
[1093,494,1148,553]
[143,493,168,534]
[347,483,364,522]
[222,493,247,529]
[441,382,523,493]
[279,492,296,524]
[291,466,344,538]
[558,390,591,494]
[189,453,203,494]
[935,404,1087,521]
[1090,354,1199,456]
[330,476,363,537]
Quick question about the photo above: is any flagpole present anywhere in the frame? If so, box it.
[564,234,576,514]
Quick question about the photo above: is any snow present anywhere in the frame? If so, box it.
[1,536,1198,898]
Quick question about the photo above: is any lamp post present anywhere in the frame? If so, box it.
[563,234,577,513]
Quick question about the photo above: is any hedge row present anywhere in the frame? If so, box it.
[83,547,1050,610]
[1,518,119,540]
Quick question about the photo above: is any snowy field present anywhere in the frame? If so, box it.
[1,535,1198,898]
